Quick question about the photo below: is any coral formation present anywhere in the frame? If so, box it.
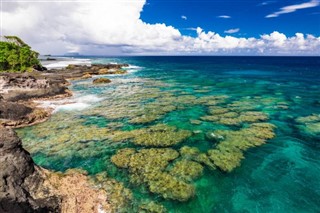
[206,123,276,172]
[93,172,133,212]
[111,124,191,147]
[169,160,203,182]
[205,104,269,126]
[296,114,320,136]
[139,201,167,213]
[179,146,216,170]
[111,148,195,202]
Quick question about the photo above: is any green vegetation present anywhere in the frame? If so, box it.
[0,36,40,72]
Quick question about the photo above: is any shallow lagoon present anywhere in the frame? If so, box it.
[18,57,320,212]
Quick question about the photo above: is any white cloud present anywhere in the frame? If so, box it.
[218,15,231,19]
[259,1,276,6]
[266,0,320,18]
[2,0,320,56]
[224,28,240,34]
[181,15,187,20]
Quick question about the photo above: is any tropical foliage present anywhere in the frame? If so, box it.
[0,36,40,72]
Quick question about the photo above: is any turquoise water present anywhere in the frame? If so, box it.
[18,57,320,212]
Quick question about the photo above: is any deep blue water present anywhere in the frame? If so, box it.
[18,56,320,213]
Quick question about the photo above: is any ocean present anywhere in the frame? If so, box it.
[17,56,320,212]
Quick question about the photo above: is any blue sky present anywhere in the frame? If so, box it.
[141,0,320,37]
[2,0,320,55]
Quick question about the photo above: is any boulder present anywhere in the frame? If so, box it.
[93,78,111,84]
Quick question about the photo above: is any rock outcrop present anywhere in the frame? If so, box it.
[0,63,128,128]
[0,101,32,120]
[0,127,61,212]
[47,64,128,79]
[93,78,111,84]
[0,72,70,102]
[0,127,112,213]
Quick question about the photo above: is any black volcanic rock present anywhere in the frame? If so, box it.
[0,127,61,213]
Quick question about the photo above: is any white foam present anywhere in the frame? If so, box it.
[55,102,90,111]
[75,94,104,103]
[35,94,103,113]
[124,65,143,72]
[44,58,91,70]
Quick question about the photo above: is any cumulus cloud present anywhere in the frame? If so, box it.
[224,28,240,34]
[2,0,320,55]
[181,15,187,20]
[218,15,231,19]
[266,0,320,18]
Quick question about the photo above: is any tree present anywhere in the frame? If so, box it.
[0,36,40,72]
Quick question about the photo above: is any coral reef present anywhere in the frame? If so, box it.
[169,160,203,182]
[206,123,276,172]
[296,114,320,124]
[207,148,244,172]
[204,104,269,126]
[139,201,167,213]
[296,114,320,136]
[93,172,133,212]
[111,124,191,147]
[179,146,216,170]
[111,148,195,201]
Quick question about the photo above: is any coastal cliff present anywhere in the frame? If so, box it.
[0,127,61,212]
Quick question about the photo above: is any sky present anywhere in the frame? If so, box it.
[1,0,320,55]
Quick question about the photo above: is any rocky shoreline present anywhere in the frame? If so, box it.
[0,63,128,127]
[0,63,129,212]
